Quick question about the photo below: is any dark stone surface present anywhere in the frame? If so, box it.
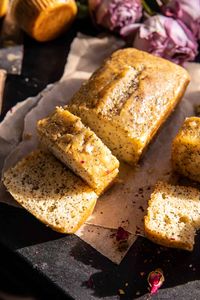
[1,18,200,300]
[1,202,200,299]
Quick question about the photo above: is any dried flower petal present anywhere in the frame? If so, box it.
[86,276,94,288]
[147,269,164,294]
[116,227,130,241]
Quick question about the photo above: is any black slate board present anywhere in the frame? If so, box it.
[1,18,200,300]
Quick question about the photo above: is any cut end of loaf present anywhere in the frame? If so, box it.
[3,150,98,233]
[172,116,200,183]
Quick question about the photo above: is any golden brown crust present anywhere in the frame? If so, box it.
[144,218,193,251]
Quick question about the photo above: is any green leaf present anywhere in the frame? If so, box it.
[76,1,89,19]
[142,0,162,15]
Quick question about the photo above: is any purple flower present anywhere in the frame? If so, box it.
[88,0,142,35]
[162,0,200,39]
[133,15,198,65]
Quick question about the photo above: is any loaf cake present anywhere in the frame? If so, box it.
[37,107,119,195]
[11,0,77,42]
[144,181,200,251]
[172,116,200,183]
[3,150,98,233]
[68,48,190,166]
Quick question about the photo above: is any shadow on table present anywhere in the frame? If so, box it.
[0,203,65,249]
[70,233,200,299]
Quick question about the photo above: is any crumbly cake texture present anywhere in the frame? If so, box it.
[37,107,119,195]
[68,48,190,166]
[3,150,98,233]
[172,117,200,183]
[144,181,200,251]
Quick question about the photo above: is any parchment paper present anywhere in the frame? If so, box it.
[0,33,199,264]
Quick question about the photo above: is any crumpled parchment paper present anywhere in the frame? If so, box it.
[0,33,199,264]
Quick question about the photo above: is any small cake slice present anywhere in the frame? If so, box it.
[144,181,200,251]
[37,107,119,195]
[172,117,200,182]
[3,150,98,233]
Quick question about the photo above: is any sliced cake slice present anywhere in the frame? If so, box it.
[37,107,119,195]
[3,150,98,233]
[144,181,200,251]
[172,116,200,182]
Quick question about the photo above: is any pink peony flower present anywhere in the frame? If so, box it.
[133,15,198,65]
[162,0,200,39]
[88,0,142,35]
